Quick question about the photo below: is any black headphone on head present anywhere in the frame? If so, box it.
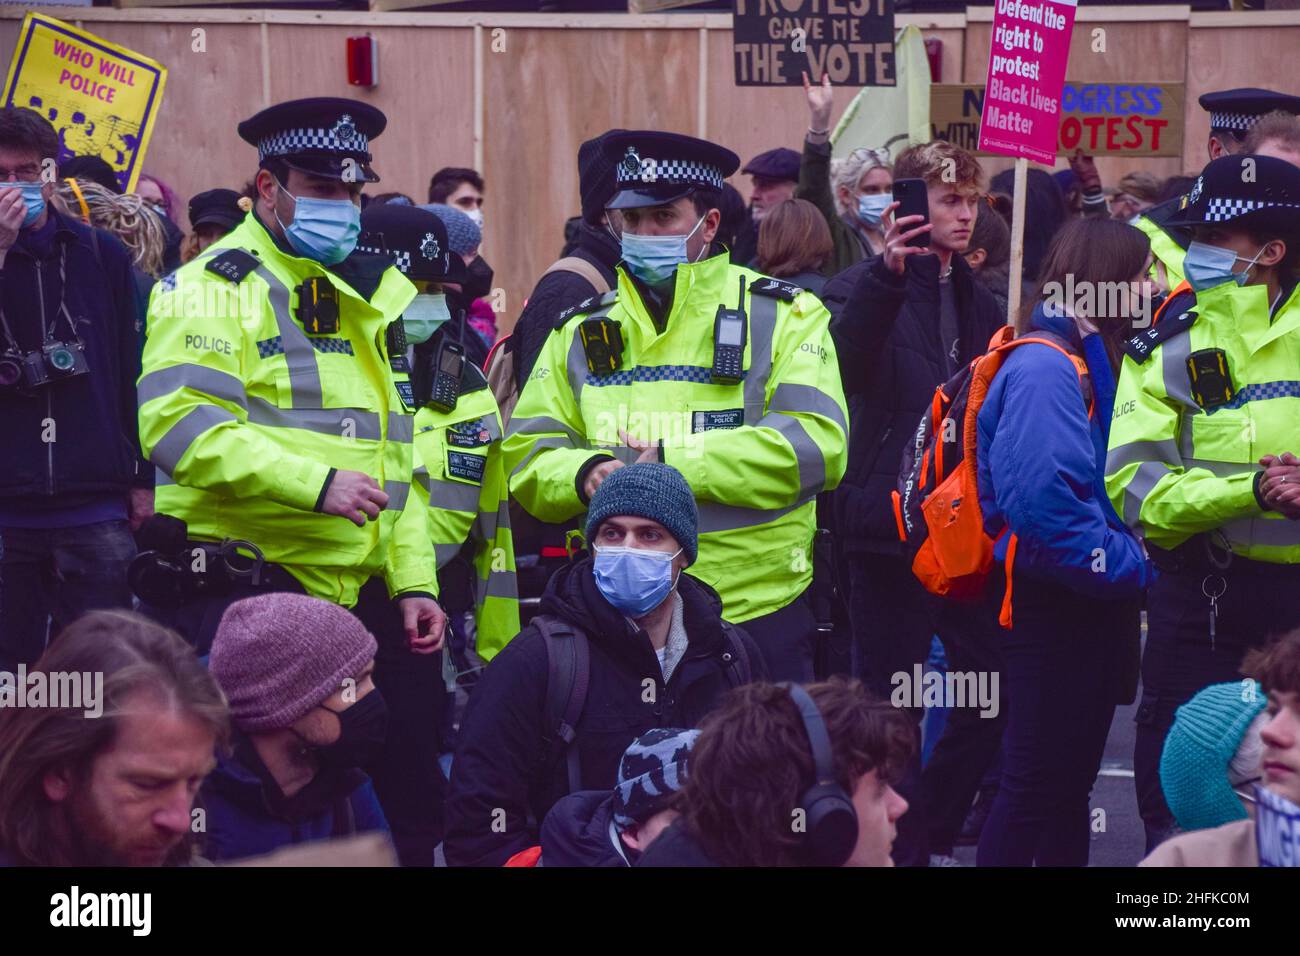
[782,682,859,867]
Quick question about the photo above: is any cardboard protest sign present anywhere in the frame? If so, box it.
[977,0,1077,164]
[933,82,1184,158]
[733,0,896,88]
[2,13,167,193]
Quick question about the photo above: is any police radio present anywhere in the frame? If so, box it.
[579,318,624,376]
[711,275,748,385]
[385,320,409,373]
[295,277,340,335]
[428,339,465,413]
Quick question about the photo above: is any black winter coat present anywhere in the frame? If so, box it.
[0,209,149,505]
[822,252,1003,554]
[513,222,620,388]
[540,789,627,867]
[443,558,765,867]
[635,819,719,867]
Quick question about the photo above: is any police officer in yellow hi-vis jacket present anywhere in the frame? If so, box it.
[503,130,848,681]
[136,98,444,656]
[1105,154,1300,851]
[1135,88,1300,291]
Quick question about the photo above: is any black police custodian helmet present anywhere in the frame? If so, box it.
[357,204,468,284]
[603,130,740,211]
[238,97,387,184]
[1164,154,1300,236]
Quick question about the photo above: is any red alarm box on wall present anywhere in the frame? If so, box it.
[347,36,378,88]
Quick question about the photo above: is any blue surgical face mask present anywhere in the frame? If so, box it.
[592,545,682,618]
[858,192,893,227]
[0,181,46,228]
[403,293,451,344]
[1183,240,1266,292]
[275,181,360,265]
[620,215,706,285]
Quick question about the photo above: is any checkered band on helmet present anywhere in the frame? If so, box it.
[1203,197,1300,222]
[258,117,370,161]
[1209,111,1256,134]
[614,151,725,191]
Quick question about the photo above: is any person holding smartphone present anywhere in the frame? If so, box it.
[820,140,1005,866]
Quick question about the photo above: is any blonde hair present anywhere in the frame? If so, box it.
[832,147,892,216]
[52,179,167,278]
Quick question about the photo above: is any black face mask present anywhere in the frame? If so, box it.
[310,689,390,773]
[462,257,494,301]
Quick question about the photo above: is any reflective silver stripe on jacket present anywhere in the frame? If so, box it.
[151,405,240,473]
[1223,516,1300,549]
[383,479,410,511]
[419,474,483,513]
[754,411,826,500]
[253,263,324,407]
[697,499,805,534]
[769,382,848,437]
[137,364,247,411]
[743,294,778,423]
[246,397,384,441]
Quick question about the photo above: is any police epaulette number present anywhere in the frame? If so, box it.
[1122,309,1197,365]
[204,249,260,284]
[749,278,803,302]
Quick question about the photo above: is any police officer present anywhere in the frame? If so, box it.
[137,97,443,655]
[1105,154,1300,851]
[346,202,515,865]
[357,203,518,662]
[1137,88,1300,290]
[503,130,848,681]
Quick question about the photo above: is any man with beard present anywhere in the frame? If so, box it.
[0,610,228,866]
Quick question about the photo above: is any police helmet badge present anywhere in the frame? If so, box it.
[621,147,642,180]
[419,232,440,260]
[334,114,357,144]
[1190,176,1203,205]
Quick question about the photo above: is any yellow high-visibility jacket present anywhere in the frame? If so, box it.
[1106,280,1300,562]
[138,212,436,605]
[503,252,849,623]
[413,363,519,661]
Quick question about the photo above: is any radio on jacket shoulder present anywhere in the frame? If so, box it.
[427,339,465,413]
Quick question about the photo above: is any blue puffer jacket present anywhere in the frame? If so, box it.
[199,740,389,862]
[976,304,1151,598]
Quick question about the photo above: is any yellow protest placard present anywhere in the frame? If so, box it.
[2,13,166,193]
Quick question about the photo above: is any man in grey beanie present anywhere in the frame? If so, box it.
[444,463,765,867]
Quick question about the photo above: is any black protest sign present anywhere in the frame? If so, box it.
[733,0,896,88]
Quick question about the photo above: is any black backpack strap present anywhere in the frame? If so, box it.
[719,622,753,687]
[536,616,590,797]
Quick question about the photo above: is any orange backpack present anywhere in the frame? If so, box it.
[892,325,1093,620]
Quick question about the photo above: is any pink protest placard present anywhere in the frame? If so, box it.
[977,0,1077,165]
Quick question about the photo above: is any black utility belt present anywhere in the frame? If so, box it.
[128,537,301,608]
[1148,536,1300,578]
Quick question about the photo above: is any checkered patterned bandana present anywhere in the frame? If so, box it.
[614,145,724,192]
[257,114,370,162]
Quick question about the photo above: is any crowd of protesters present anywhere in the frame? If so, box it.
[2,75,1300,871]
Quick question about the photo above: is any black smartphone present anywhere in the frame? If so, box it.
[891,177,931,248]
